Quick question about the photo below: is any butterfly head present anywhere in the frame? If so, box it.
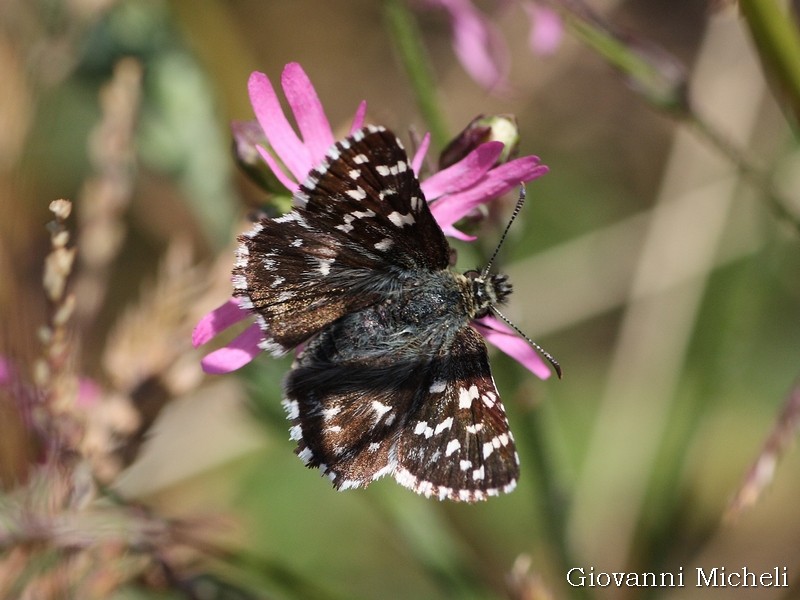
[464,270,512,319]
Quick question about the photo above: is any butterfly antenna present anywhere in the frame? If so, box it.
[491,306,562,379]
[482,185,527,279]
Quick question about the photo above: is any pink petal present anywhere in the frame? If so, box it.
[524,3,563,56]
[430,157,547,228]
[201,324,263,374]
[258,145,301,192]
[281,63,335,164]
[192,298,250,347]
[349,100,368,134]
[440,225,477,241]
[473,317,551,380]
[249,71,312,182]
[411,132,432,175]
[76,378,102,408]
[0,356,11,385]
[420,141,504,199]
[446,0,510,91]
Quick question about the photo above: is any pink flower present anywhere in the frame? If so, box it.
[417,0,563,92]
[523,1,563,56]
[419,0,510,91]
[193,63,552,379]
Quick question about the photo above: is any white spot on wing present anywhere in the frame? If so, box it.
[429,380,446,394]
[346,186,367,201]
[322,406,341,420]
[372,400,392,420]
[374,238,393,251]
[434,417,453,435]
[243,222,263,238]
[232,274,247,290]
[298,447,313,464]
[336,221,354,233]
[458,385,479,409]
[483,441,494,459]
[388,211,415,227]
[445,439,461,456]
[413,421,434,438]
[283,399,299,420]
[315,257,335,276]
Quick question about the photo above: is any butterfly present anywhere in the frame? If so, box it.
[233,125,553,501]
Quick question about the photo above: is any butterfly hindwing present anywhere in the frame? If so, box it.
[283,301,423,490]
[395,325,519,501]
[283,277,519,501]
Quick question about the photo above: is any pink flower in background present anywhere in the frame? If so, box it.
[193,63,553,379]
[417,0,563,92]
[421,0,511,91]
[524,1,564,55]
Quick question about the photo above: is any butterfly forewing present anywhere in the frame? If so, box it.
[298,126,451,272]
[233,126,450,353]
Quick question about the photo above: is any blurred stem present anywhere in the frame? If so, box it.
[221,549,358,600]
[556,2,687,113]
[383,0,450,148]
[169,0,257,118]
[551,0,800,235]
[368,491,490,599]
[740,0,800,126]
[685,111,800,235]
[519,405,591,600]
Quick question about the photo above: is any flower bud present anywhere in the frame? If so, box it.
[231,120,285,195]
[439,114,520,169]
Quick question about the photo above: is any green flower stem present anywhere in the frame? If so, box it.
[518,405,591,600]
[558,4,688,113]
[383,0,450,148]
[740,0,800,126]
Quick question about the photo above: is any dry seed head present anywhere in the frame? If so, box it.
[49,199,72,220]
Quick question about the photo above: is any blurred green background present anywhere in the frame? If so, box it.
[1,1,800,599]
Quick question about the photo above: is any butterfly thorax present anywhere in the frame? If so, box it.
[461,270,512,319]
